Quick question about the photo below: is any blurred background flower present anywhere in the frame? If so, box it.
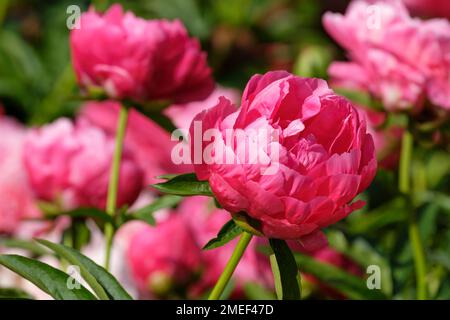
[24,117,144,210]
[0,116,41,235]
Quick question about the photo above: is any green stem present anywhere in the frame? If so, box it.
[409,217,427,300]
[399,130,413,194]
[399,129,427,300]
[104,106,129,270]
[208,232,253,300]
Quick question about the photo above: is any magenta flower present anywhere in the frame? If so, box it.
[403,0,450,18]
[0,117,40,234]
[323,0,450,111]
[126,215,202,296]
[23,118,143,210]
[70,4,213,103]
[189,71,377,244]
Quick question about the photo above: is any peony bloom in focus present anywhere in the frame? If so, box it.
[177,196,273,298]
[164,86,241,131]
[80,101,189,184]
[189,71,377,244]
[402,0,450,18]
[23,118,143,210]
[323,0,450,111]
[127,215,202,296]
[0,117,40,234]
[70,4,213,103]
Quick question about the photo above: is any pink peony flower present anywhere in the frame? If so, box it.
[70,4,213,103]
[323,0,450,111]
[142,18,214,104]
[164,86,241,131]
[126,215,202,296]
[177,196,273,298]
[189,71,377,244]
[23,118,143,210]
[403,0,450,18]
[80,101,189,184]
[0,117,40,234]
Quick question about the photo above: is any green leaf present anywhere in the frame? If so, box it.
[0,255,96,300]
[294,253,387,300]
[425,151,450,188]
[36,239,132,300]
[156,174,179,180]
[203,220,243,250]
[62,208,115,226]
[152,173,213,196]
[31,63,76,125]
[0,238,49,256]
[71,219,91,251]
[36,239,109,300]
[346,197,407,234]
[269,239,301,300]
[244,282,276,300]
[128,195,183,226]
[0,287,34,300]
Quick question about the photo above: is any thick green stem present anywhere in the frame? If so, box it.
[104,106,128,270]
[409,217,427,300]
[208,232,253,300]
[399,130,413,194]
[399,129,427,300]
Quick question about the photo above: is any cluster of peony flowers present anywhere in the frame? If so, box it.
[3,0,412,300]
[190,71,377,246]
[323,0,450,112]
[21,3,219,212]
